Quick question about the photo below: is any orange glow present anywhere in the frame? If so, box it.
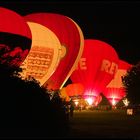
[127,109,133,115]
[59,87,71,102]
[65,83,84,97]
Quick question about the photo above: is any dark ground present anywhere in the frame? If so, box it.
[65,109,140,139]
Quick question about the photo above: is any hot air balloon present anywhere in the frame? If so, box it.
[70,39,119,104]
[103,60,132,107]
[65,83,84,97]
[0,7,32,67]
[24,13,84,90]
[68,17,84,71]
[20,22,61,85]
[59,87,71,102]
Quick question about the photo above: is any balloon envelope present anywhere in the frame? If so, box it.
[24,13,82,90]
[65,83,84,97]
[103,60,132,106]
[59,87,71,102]
[68,17,84,72]
[20,22,61,85]
[0,7,32,67]
[70,39,119,103]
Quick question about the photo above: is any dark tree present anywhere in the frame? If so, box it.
[0,63,69,138]
[122,62,140,105]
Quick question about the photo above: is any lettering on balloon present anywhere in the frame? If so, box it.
[101,59,118,75]
[75,57,87,70]
[21,45,54,79]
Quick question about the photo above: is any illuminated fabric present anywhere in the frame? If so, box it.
[70,39,119,103]
[103,60,132,106]
[25,13,82,90]
[20,22,61,85]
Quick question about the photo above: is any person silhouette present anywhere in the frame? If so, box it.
[69,100,75,117]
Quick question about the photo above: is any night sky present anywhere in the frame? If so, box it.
[1,0,140,65]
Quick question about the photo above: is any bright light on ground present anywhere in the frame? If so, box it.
[112,98,116,106]
[85,98,93,105]
[123,98,130,106]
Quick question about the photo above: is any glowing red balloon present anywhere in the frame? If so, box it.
[103,60,132,106]
[70,39,119,103]
[0,7,32,67]
[65,83,84,97]
[25,13,82,90]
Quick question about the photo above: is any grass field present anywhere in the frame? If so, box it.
[66,109,140,139]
